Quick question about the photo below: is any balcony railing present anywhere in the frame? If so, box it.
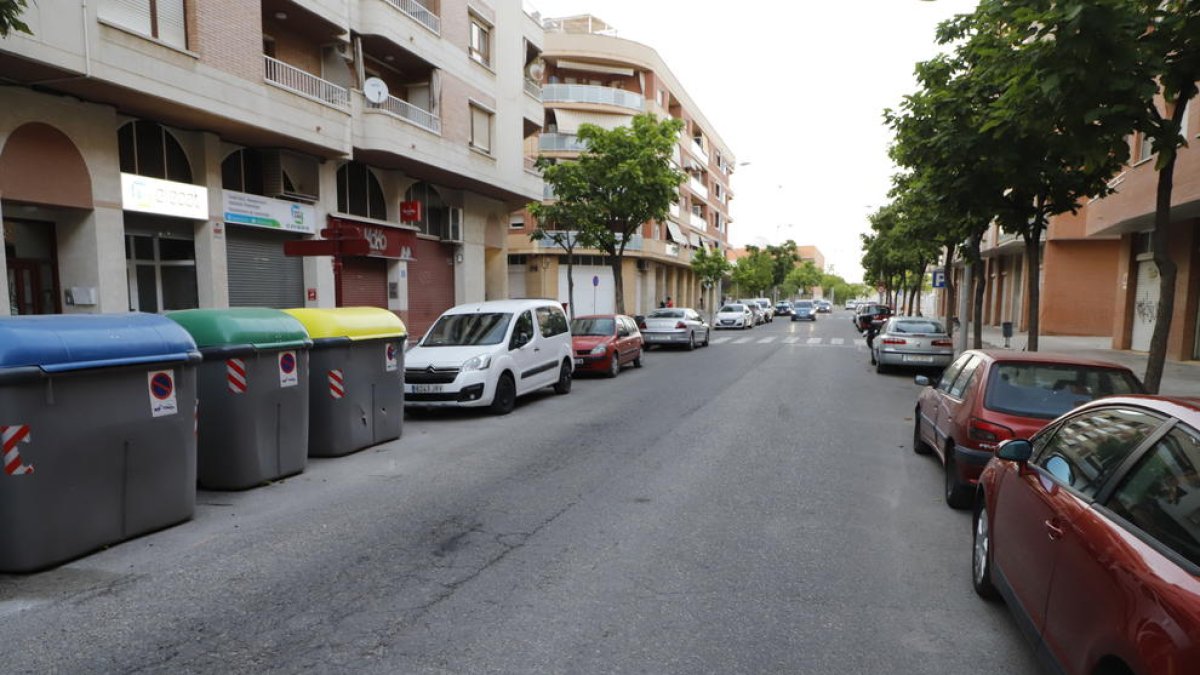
[689,141,709,166]
[264,55,349,110]
[690,212,708,231]
[542,83,644,111]
[688,176,708,200]
[543,183,557,200]
[668,202,680,219]
[381,0,440,33]
[525,156,540,174]
[365,92,440,134]
[539,133,589,152]
[524,78,543,100]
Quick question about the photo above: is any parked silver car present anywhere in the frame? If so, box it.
[871,317,954,374]
[641,308,711,350]
[715,303,754,329]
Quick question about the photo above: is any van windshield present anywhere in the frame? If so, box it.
[422,313,512,346]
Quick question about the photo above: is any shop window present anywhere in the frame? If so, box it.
[118,121,193,183]
[336,162,387,220]
[99,0,188,49]
[404,182,451,237]
[126,233,197,312]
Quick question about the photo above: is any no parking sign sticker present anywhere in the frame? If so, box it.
[278,351,299,388]
[385,342,398,372]
[148,370,178,417]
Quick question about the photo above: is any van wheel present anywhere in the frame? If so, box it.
[553,360,573,394]
[489,373,516,415]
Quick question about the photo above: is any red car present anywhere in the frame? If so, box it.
[570,314,643,377]
[973,396,1200,675]
[914,350,1144,508]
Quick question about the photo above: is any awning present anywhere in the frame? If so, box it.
[665,222,688,245]
[554,110,633,134]
[688,233,702,248]
[557,59,635,77]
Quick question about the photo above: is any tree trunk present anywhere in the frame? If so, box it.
[963,232,985,350]
[943,245,956,338]
[1023,222,1043,352]
[1144,152,1180,394]
[611,241,627,316]
[566,254,576,320]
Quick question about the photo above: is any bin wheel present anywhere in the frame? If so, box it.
[554,360,573,394]
[490,373,516,415]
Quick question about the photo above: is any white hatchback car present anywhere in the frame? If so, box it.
[404,299,574,414]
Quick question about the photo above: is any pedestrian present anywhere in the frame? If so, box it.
[665,296,674,308]
[659,299,666,308]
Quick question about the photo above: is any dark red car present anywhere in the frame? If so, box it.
[914,350,1144,508]
[570,314,643,377]
[973,396,1200,675]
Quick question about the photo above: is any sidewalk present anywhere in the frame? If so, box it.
[972,325,1200,397]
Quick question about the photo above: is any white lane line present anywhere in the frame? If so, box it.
[806,337,822,345]
[783,337,801,344]
[757,337,776,344]
[711,337,732,344]
[831,338,845,345]
[854,339,867,347]
[733,337,754,344]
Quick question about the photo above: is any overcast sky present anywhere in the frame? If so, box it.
[531,0,980,282]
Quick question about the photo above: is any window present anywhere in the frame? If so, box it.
[336,162,387,220]
[99,0,187,49]
[469,15,491,67]
[1107,424,1200,567]
[118,121,192,182]
[423,313,512,346]
[510,219,525,229]
[1032,408,1163,498]
[984,363,1144,420]
[125,233,197,313]
[404,182,453,237]
[510,310,535,349]
[1138,132,1155,163]
[221,149,265,195]
[948,356,983,399]
[470,105,493,153]
[538,305,568,338]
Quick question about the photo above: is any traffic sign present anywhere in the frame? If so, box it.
[932,270,946,288]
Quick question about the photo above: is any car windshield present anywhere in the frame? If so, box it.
[422,312,512,346]
[649,309,684,318]
[719,305,744,313]
[796,302,812,308]
[985,363,1144,419]
[571,318,615,336]
[891,320,945,334]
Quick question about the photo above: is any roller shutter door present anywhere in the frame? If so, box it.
[226,228,304,308]
[407,238,455,337]
[339,257,388,308]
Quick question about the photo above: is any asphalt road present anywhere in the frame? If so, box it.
[0,310,1040,674]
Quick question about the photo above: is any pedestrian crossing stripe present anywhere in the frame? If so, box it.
[732,337,753,344]
[806,337,822,344]
[757,337,776,344]
[854,339,866,347]
[711,337,732,344]
[783,337,801,344]
[831,338,845,345]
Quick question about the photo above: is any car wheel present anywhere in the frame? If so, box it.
[875,359,889,374]
[972,498,999,600]
[702,330,710,347]
[913,412,933,455]
[553,360,572,394]
[489,373,516,415]
[607,354,620,378]
[686,332,696,351]
[944,448,973,509]
[633,349,643,368]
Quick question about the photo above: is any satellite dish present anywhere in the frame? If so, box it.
[363,77,390,104]
[525,60,545,82]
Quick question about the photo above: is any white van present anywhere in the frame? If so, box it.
[403,299,574,414]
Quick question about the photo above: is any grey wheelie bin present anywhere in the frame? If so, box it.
[0,313,200,573]
[283,308,406,457]
[167,308,312,490]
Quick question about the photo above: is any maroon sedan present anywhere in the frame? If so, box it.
[570,314,643,377]
[914,350,1143,508]
[973,396,1200,675]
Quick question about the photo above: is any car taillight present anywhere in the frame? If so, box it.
[969,418,1015,451]
[932,339,953,347]
[675,321,687,329]
[882,338,907,345]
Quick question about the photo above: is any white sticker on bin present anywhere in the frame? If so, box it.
[148,370,178,417]
[385,342,398,372]
[278,351,299,388]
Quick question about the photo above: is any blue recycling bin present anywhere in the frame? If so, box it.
[0,313,201,573]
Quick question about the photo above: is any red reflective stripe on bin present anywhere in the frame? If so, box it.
[227,358,247,394]
[2,425,34,476]
[329,369,345,399]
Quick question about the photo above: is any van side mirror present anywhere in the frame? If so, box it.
[997,439,1033,463]
[914,375,931,387]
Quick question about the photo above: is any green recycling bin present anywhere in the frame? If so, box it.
[167,308,312,490]
[283,307,406,457]
[0,313,200,573]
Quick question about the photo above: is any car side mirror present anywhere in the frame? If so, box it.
[997,439,1033,463]
[914,375,931,387]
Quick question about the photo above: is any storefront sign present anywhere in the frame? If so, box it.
[328,216,416,260]
[400,200,422,222]
[222,191,317,235]
[121,173,208,220]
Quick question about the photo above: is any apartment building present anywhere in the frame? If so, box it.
[0,0,543,335]
[508,15,735,316]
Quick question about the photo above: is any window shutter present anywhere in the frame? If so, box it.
[471,107,491,152]
[157,0,188,48]
[100,0,153,36]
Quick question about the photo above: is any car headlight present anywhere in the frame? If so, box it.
[590,344,608,355]
[461,354,492,372]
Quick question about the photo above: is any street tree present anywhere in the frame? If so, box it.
[529,114,685,315]
[783,260,822,299]
[0,0,29,37]
[764,241,799,299]
[731,246,774,297]
[690,245,731,320]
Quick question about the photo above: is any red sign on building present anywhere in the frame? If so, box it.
[399,201,423,223]
[326,216,416,260]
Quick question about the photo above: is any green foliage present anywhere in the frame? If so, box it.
[730,247,774,296]
[764,241,799,290]
[783,261,822,298]
[690,245,730,288]
[0,0,30,37]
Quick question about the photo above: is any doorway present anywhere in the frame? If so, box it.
[4,218,61,315]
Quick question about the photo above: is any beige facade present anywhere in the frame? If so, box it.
[0,0,543,335]
[508,15,736,316]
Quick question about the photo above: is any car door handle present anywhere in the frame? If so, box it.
[533,347,540,352]
[1044,520,1065,541]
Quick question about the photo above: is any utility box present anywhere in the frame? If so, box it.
[283,308,407,457]
[167,308,312,490]
[0,314,200,573]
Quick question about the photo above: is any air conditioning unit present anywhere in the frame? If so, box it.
[636,259,650,272]
[441,208,463,243]
[261,150,319,203]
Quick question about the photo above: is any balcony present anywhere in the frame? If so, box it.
[542,84,644,111]
[690,212,708,231]
[524,78,543,100]
[668,202,680,219]
[689,141,709,166]
[539,133,589,153]
[380,0,440,33]
[688,176,708,201]
[365,92,440,134]
[525,156,541,174]
[263,55,349,110]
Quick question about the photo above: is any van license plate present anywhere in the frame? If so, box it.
[412,384,444,393]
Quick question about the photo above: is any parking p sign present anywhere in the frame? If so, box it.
[932,269,946,288]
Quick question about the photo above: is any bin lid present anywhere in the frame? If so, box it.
[166,308,311,350]
[283,307,407,341]
[0,313,200,373]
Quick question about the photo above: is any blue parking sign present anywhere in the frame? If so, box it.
[932,270,946,288]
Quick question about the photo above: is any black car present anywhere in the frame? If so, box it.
[854,304,892,331]
[774,302,793,316]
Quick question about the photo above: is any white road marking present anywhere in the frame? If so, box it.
[783,337,801,344]
[831,338,845,345]
[806,338,822,345]
[732,337,754,344]
[757,337,776,344]
[854,339,867,347]
[710,337,732,344]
